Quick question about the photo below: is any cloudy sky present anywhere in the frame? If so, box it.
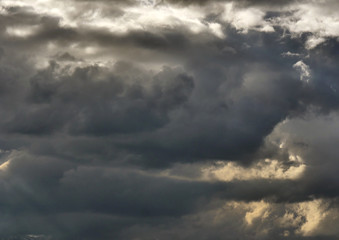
[0,0,339,239]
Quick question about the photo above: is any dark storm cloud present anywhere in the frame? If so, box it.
[1,150,338,216]
[0,150,338,239]
[3,61,194,135]
[54,52,80,62]
[1,0,339,239]
[1,6,339,167]
[0,152,213,217]
[0,8,300,166]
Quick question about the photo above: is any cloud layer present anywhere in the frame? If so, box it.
[0,0,339,239]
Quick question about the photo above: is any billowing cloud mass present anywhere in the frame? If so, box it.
[0,0,339,239]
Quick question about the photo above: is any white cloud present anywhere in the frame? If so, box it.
[225,199,339,238]
[3,0,339,51]
[222,3,274,33]
[1,0,225,38]
[244,201,271,226]
[293,199,329,236]
[0,160,10,172]
[293,60,311,82]
[202,156,305,182]
[305,36,327,50]
[277,199,339,237]
[273,2,339,49]
[208,22,225,38]
[281,51,302,57]
[6,26,39,38]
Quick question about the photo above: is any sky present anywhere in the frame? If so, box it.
[0,0,339,239]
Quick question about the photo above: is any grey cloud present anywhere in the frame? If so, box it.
[54,52,80,62]
[1,20,339,168]
[0,151,338,239]
[2,61,194,136]
[162,0,300,6]
[1,150,337,215]
[0,0,339,239]
[0,148,339,239]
